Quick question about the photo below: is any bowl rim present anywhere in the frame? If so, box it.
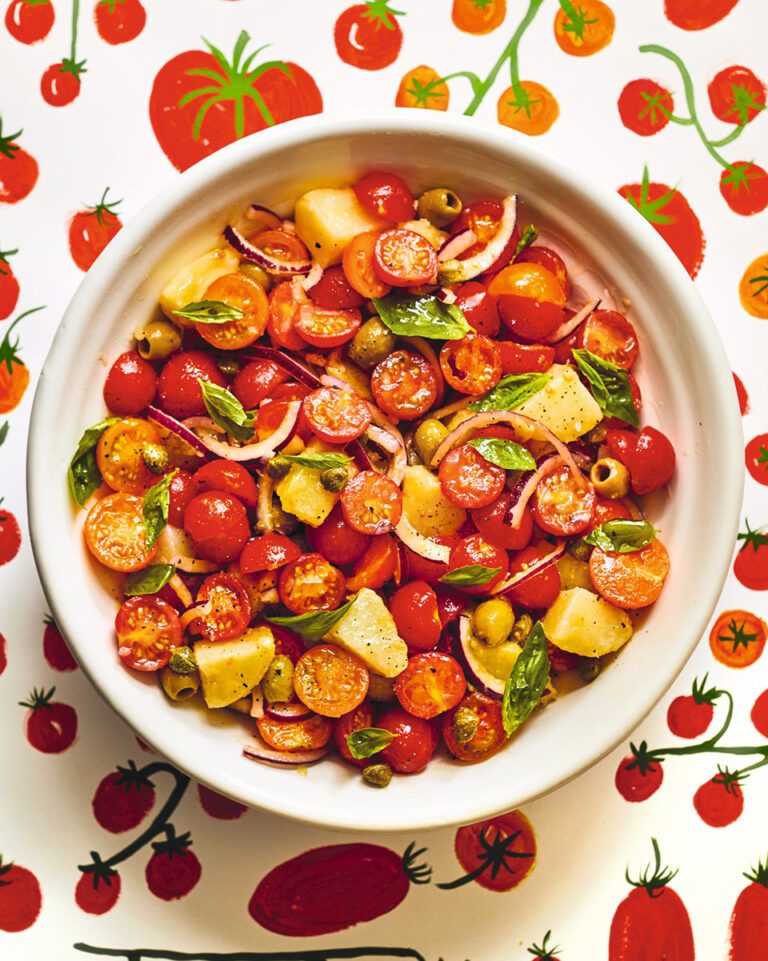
[27,110,743,832]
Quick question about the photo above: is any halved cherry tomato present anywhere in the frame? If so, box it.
[103,351,157,416]
[589,538,670,609]
[533,465,596,536]
[335,702,375,767]
[96,418,162,494]
[302,386,371,443]
[506,544,561,609]
[232,358,287,409]
[342,231,392,299]
[498,341,554,375]
[374,229,438,287]
[345,534,399,592]
[606,426,675,495]
[453,281,501,336]
[390,580,442,651]
[192,460,259,509]
[85,492,158,572]
[239,533,302,574]
[183,491,250,563]
[488,262,566,340]
[196,273,269,350]
[295,304,361,349]
[403,534,455,586]
[439,445,506,509]
[193,572,252,641]
[267,281,307,351]
[309,265,365,309]
[167,469,195,527]
[115,595,181,672]
[255,382,311,441]
[441,691,506,762]
[439,331,502,396]
[157,350,226,420]
[448,534,508,593]
[341,470,403,535]
[371,349,438,421]
[516,244,570,297]
[593,497,632,527]
[278,553,346,614]
[293,643,369,718]
[306,503,371,565]
[449,199,520,274]
[578,310,638,369]
[256,713,333,752]
[246,229,310,278]
[394,651,466,719]
[437,590,466,626]
[471,495,534,551]
[378,707,436,773]
[355,171,415,222]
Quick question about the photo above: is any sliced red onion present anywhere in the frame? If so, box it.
[436,287,458,304]
[246,204,283,231]
[264,701,312,722]
[394,513,451,564]
[346,439,373,472]
[366,424,406,486]
[505,451,592,529]
[299,261,324,292]
[490,539,566,596]
[437,195,517,285]
[223,225,311,276]
[168,573,194,608]
[455,614,506,699]
[157,526,219,574]
[401,336,445,406]
[241,345,322,388]
[543,298,601,344]
[180,599,213,630]
[257,474,275,533]
[183,402,300,462]
[147,406,210,459]
[438,228,477,263]
[243,738,331,766]
[251,687,265,720]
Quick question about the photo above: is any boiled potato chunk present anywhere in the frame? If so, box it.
[325,588,408,677]
[402,465,466,538]
[400,218,448,250]
[159,247,240,325]
[556,555,595,592]
[295,188,387,267]
[195,626,275,708]
[275,441,355,528]
[542,586,633,657]
[514,364,602,443]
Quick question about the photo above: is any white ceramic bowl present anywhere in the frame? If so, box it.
[28,112,742,832]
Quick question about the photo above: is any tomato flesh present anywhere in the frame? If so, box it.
[345,534,399,592]
[309,265,365,309]
[506,544,561,609]
[278,553,345,614]
[578,310,638,369]
[115,595,181,671]
[85,492,158,572]
[193,572,252,641]
[448,534,508,594]
[374,229,438,287]
[516,244,570,297]
[341,470,403,535]
[589,538,670,609]
[371,349,438,421]
[533,465,596,536]
[256,713,333,752]
[303,387,371,443]
[394,651,466,719]
[293,644,369,718]
[449,199,520,274]
[439,444,506,509]
[390,580,442,651]
[498,341,554,375]
[295,304,361,349]
[267,281,307,351]
[342,231,392,299]
[196,273,269,350]
[247,228,309,277]
[97,418,162,495]
[439,332,502,397]
[239,533,302,573]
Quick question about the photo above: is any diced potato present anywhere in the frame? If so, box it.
[295,188,387,267]
[542,587,633,657]
[400,218,448,250]
[556,555,595,592]
[514,364,602,443]
[402,465,466,538]
[159,247,240,325]
[195,626,275,708]
[275,440,356,528]
[325,588,408,677]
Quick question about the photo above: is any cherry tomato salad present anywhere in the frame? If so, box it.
[70,172,675,784]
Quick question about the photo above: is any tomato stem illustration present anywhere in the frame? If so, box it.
[86,187,122,225]
[74,947,429,960]
[0,306,43,375]
[435,825,534,889]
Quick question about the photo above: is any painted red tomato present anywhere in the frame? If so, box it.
[667,693,713,738]
[445,810,536,892]
[734,523,768,591]
[0,499,21,566]
[145,831,201,900]
[5,0,54,44]
[615,750,663,802]
[751,689,768,738]
[0,247,19,318]
[334,1,403,71]
[664,0,740,31]
[42,615,77,671]
[0,122,39,204]
[618,79,674,136]
[20,687,77,753]
[708,65,766,125]
[0,632,6,675]
[734,372,749,415]
[94,0,146,45]
[0,858,42,932]
[745,433,768,486]
[197,784,247,820]
[75,867,121,915]
[693,770,744,827]
[69,189,123,271]
[729,858,768,958]
[149,32,323,172]
[720,162,768,216]
[92,763,156,833]
[40,60,83,106]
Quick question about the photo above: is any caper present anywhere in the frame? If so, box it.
[169,646,197,675]
[590,457,630,499]
[588,423,608,445]
[321,466,348,493]
[568,538,592,562]
[510,612,533,646]
[262,655,294,704]
[161,666,199,701]
[217,357,241,379]
[239,262,272,291]
[416,187,463,228]
[413,419,449,466]
[362,763,393,788]
[266,455,291,481]
[472,598,515,647]
[141,443,169,475]
[347,317,397,369]
[579,657,601,684]
[451,706,479,743]
[134,318,182,361]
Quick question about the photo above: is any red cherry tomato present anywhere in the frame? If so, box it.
[471,495,534,551]
[448,534,508,594]
[246,229,310,278]
[334,702,375,768]
[449,199,520,274]
[192,460,259,509]
[436,590,466,627]
[506,544,561,609]
[115,596,181,672]
[453,281,500,336]
[196,273,269,351]
[441,691,506,762]
[309,265,365,309]
[183,491,250,564]
[345,533,399,592]
[488,262,566,341]
[254,382,311,441]
[606,426,675,495]
[342,231,392,300]
[439,445,506,509]
[193,572,252,641]
[341,470,403,535]
[355,171,415,222]
[374,229,438,287]
[371,349,438,421]
[592,497,632,527]
[232,358,287,409]
[40,62,81,106]
[239,533,302,574]
[439,331,502,397]
[293,644,369,718]
[295,304,361,348]
[578,310,639,370]
[306,503,371,565]
[378,707,436,773]
[516,244,570,297]
[157,350,226,420]
[167,469,195,527]
[394,651,466,719]
[302,387,372,443]
[533,464,596,536]
[6,0,55,44]
[497,341,554,375]
[103,351,157,416]
[278,553,345,614]
[403,535,455,586]
[390,580,442,651]
[267,281,307,351]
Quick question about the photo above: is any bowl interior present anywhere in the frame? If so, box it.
[28,114,742,832]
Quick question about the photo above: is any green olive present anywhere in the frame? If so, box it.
[321,466,348,492]
[141,443,169,475]
[590,457,630,499]
[510,612,533,646]
[266,455,291,481]
[416,187,463,228]
[169,646,197,675]
[263,655,295,704]
[362,763,393,788]
[567,538,592,562]
[472,598,515,647]
[451,706,479,743]
[134,318,182,361]
[413,419,449,465]
[239,262,272,291]
[161,666,199,701]
[347,317,397,370]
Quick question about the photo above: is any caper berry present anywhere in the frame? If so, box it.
[413,419,449,466]
[472,598,515,647]
[416,187,463,228]
[321,466,348,493]
[362,763,393,788]
[263,655,294,704]
[567,538,592,562]
[134,318,182,361]
[347,317,397,369]
[510,612,533,646]
[451,706,479,743]
[579,657,601,684]
[169,646,197,675]
[588,423,608,445]
[266,455,291,480]
[142,443,169,475]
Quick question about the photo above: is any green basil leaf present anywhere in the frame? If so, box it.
[584,519,657,554]
[174,300,244,324]
[198,380,256,443]
[467,437,536,471]
[124,564,175,596]
[266,600,354,642]
[284,451,353,471]
[572,348,639,427]
[514,224,538,256]
[346,727,396,760]
[502,621,550,737]
[372,293,470,341]
[142,469,178,550]
[67,417,120,506]
[469,372,549,413]
[439,564,502,587]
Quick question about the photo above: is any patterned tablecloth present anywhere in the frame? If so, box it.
[2,0,767,957]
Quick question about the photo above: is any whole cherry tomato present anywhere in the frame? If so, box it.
[390,580,442,651]
[183,491,250,563]
[239,532,301,573]
[355,171,415,222]
[488,262,566,340]
[453,281,500,336]
[306,503,371,565]
[403,534,455,585]
[516,244,570,297]
[192,460,259,509]
[606,426,675,495]
[342,231,392,300]
[232,358,287,409]
[103,351,157,416]
[167,469,195,527]
[309,265,365,309]
[506,544,561,610]
[157,350,226,419]
[334,702,374,768]
[378,707,436,773]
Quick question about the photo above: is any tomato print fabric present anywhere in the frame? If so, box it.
[1,1,767,958]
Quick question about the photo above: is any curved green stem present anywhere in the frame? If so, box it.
[710,690,734,746]
[71,0,80,62]
[711,123,747,148]
[667,114,695,126]
[438,70,483,98]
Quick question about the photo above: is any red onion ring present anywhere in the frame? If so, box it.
[346,439,373,472]
[147,406,210,459]
[223,225,311,276]
[366,424,407,486]
[182,401,301,462]
[264,701,313,722]
[490,539,567,596]
[438,228,477,263]
[241,345,322,389]
[436,287,458,304]
[243,738,332,766]
[257,474,275,533]
[250,688,265,720]
[395,513,451,564]
[299,262,324,292]
[454,614,506,699]
[543,298,601,344]
[437,195,517,284]
[246,204,283,231]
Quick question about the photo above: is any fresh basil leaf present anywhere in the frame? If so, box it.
[468,437,536,471]
[514,224,538,256]
[284,451,353,471]
[502,621,550,737]
[572,349,639,427]
[174,300,244,324]
[584,519,657,554]
[266,600,353,642]
[372,293,470,341]
[469,373,549,413]
[142,469,178,550]
[67,417,120,506]
[124,564,175,596]
[346,727,396,760]
[198,379,256,443]
[439,564,502,587]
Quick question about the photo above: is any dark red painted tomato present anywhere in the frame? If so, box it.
[20,687,77,753]
[379,707,436,773]
[92,764,156,833]
[615,752,663,802]
[667,694,713,739]
[390,580,442,651]
[103,351,157,416]
[746,433,768,486]
[0,859,42,932]
[42,615,77,671]
[5,0,54,44]
[197,784,247,820]
[609,872,694,961]
[355,171,414,220]
[191,459,259,509]
[145,833,201,900]
[306,503,370,566]
[734,372,749,415]
[0,500,22,567]
[75,867,121,915]
[453,281,500,336]
[69,191,123,270]
[232,358,287,408]
[157,350,226,419]
[334,4,404,71]
[452,810,536,891]
[729,860,768,959]
[693,771,744,827]
[334,702,374,767]
[309,265,365,309]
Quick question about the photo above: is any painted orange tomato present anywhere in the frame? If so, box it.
[395,65,449,111]
[709,610,767,668]
[554,0,615,57]
[497,81,559,136]
[452,0,506,35]
[738,253,768,319]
